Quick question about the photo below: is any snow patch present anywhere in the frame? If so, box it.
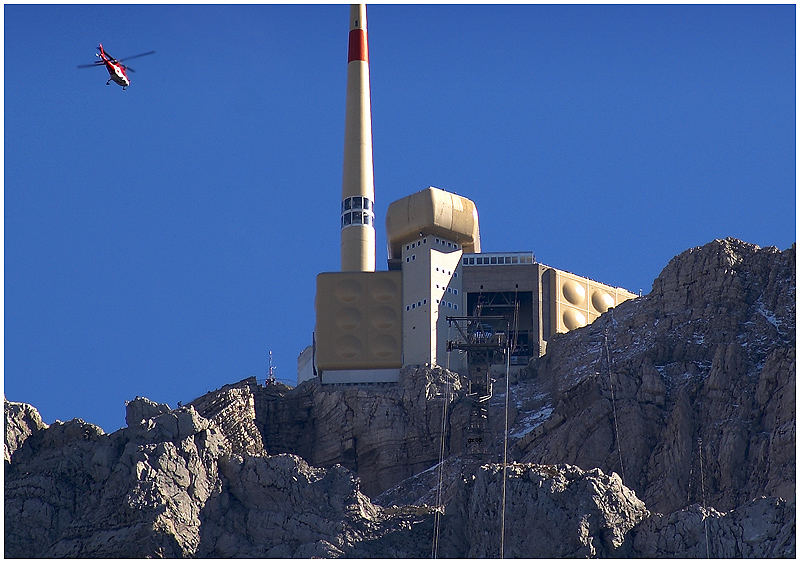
[756,298,782,331]
[510,404,554,438]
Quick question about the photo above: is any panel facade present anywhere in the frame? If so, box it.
[544,267,638,337]
[315,271,402,372]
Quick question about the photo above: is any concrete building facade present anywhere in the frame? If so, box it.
[301,5,638,386]
[399,234,466,372]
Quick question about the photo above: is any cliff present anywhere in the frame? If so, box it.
[4,238,795,557]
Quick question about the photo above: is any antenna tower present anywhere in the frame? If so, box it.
[266,350,277,385]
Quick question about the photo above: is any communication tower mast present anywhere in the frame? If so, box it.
[266,350,277,385]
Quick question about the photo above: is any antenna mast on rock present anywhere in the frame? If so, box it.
[266,350,277,385]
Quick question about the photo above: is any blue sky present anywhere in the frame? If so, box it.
[4,4,795,433]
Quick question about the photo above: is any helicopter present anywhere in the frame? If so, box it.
[77,43,155,90]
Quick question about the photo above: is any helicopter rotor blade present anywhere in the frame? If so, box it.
[118,50,155,62]
[77,61,105,69]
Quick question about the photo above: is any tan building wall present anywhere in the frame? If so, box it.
[462,254,637,358]
[314,271,403,374]
[543,267,637,336]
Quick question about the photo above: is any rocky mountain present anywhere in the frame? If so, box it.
[5,238,795,557]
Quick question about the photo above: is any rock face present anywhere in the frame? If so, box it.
[439,463,649,558]
[4,238,795,558]
[4,399,47,463]
[631,496,795,558]
[252,364,466,497]
[521,238,795,514]
[3,401,430,558]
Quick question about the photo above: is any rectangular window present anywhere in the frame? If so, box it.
[344,212,352,225]
[490,257,497,264]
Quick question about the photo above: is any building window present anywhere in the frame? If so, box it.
[341,196,374,230]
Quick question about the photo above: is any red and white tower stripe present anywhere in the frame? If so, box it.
[340,3,376,272]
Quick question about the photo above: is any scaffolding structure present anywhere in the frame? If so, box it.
[446,296,520,460]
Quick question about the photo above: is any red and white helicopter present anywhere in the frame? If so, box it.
[77,43,155,90]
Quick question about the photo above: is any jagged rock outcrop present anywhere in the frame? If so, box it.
[4,399,48,463]
[188,377,266,457]
[520,238,795,514]
[631,496,795,558]
[251,364,467,497]
[3,401,432,557]
[5,406,230,557]
[4,237,795,558]
[439,463,649,558]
